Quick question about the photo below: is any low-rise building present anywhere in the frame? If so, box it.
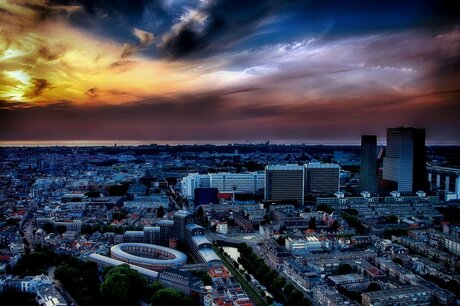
[158,268,203,295]
[282,259,322,292]
[36,285,68,306]
[361,286,431,306]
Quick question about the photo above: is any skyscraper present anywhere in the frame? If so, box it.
[265,163,340,204]
[359,135,377,193]
[305,163,340,194]
[383,127,426,193]
[265,164,305,205]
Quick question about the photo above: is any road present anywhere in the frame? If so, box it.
[48,266,79,306]
[23,220,35,251]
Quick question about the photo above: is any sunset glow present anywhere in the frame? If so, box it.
[0,0,459,143]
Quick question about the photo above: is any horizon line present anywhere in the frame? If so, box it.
[1,140,460,147]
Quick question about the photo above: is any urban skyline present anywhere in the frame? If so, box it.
[1,1,459,143]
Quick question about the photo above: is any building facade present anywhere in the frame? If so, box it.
[383,127,426,193]
[265,164,305,205]
[427,165,460,201]
[305,163,340,194]
[361,287,431,306]
[181,172,264,200]
[359,135,377,193]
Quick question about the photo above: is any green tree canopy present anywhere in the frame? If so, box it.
[308,217,317,230]
[367,282,382,292]
[100,265,147,306]
[150,288,195,306]
[157,206,165,218]
[337,263,353,275]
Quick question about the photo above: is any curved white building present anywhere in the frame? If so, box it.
[110,243,187,271]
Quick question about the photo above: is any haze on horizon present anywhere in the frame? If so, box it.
[0,0,459,143]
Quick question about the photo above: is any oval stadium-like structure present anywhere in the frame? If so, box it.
[110,243,187,271]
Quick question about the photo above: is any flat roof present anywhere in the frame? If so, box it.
[36,285,67,306]
[328,274,365,283]
[174,210,193,217]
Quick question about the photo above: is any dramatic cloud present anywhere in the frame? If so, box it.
[121,28,155,58]
[0,0,459,143]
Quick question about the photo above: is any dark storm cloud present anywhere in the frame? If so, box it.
[159,0,460,58]
[9,0,459,59]
[1,83,460,142]
[160,0,278,58]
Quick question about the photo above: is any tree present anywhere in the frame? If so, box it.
[157,206,165,218]
[85,191,101,198]
[245,273,251,282]
[367,282,381,292]
[331,220,340,231]
[150,288,194,306]
[384,215,399,223]
[55,266,80,286]
[112,210,127,221]
[150,281,164,295]
[286,289,310,306]
[392,257,403,266]
[308,217,316,230]
[0,289,36,306]
[283,283,294,296]
[100,264,147,306]
[193,271,212,286]
[317,204,333,214]
[276,236,286,246]
[56,225,67,234]
[337,263,352,275]
[196,206,204,219]
[42,222,53,234]
[274,277,286,290]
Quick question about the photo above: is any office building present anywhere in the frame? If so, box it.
[158,220,174,246]
[427,165,460,201]
[359,135,377,193]
[194,188,219,206]
[181,172,264,199]
[383,127,426,193]
[265,163,340,204]
[173,210,195,244]
[305,162,340,194]
[265,164,305,205]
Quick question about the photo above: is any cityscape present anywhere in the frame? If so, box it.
[1,1,460,306]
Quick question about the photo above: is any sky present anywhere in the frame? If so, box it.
[0,0,459,144]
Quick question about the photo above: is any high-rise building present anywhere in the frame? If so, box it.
[173,210,195,244]
[180,172,264,199]
[359,135,377,193]
[305,162,340,194]
[265,163,340,204]
[383,127,426,193]
[265,164,305,205]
